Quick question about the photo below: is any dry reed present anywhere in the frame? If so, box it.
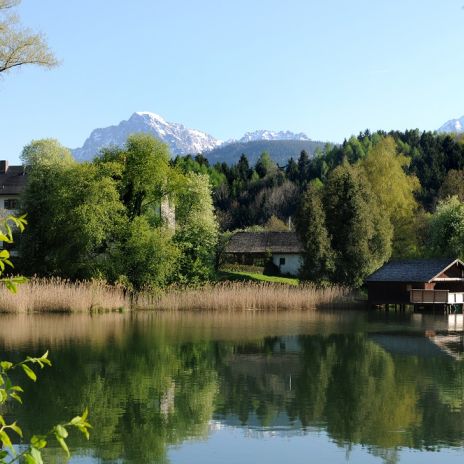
[0,278,355,313]
[0,278,127,313]
[136,281,353,311]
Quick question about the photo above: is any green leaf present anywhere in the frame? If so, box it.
[0,450,8,459]
[9,422,22,438]
[21,364,37,382]
[23,454,37,464]
[0,430,13,450]
[10,392,22,403]
[56,435,70,457]
[0,362,13,371]
[55,424,68,439]
[10,385,24,392]
[31,435,47,450]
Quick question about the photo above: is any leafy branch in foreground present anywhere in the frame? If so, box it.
[0,214,27,293]
[0,215,91,463]
[0,351,91,463]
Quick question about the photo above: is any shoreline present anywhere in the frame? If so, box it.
[0,278,360,313]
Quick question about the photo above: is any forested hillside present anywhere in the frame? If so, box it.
[175,129,464,286]
[204,139,328,165]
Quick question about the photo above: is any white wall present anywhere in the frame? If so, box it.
[272,254,302,276]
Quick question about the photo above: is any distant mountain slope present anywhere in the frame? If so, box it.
[437,116,464,134]
[205,140,327,166]
[72,112,221,161]
[71,111,328,164]
[236,130,310,143]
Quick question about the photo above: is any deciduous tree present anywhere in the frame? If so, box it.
[0,0,58,76]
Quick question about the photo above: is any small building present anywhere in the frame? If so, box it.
[224,231,303,276]
[366,258,464,308]
[0,160,26,213]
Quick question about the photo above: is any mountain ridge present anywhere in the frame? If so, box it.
[71,111,319,164]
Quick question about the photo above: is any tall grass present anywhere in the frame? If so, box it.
[0,278,127,313]
[136,282,353,311]
[0,278,355,313]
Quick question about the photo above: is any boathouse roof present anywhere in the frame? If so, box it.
[366,259,463,283]
[225,232,304,254]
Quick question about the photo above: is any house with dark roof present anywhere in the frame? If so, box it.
[0,160,26,212]
[224,231,303,276]
[366,259,464,308]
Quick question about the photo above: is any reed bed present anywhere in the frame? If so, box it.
[0,278,355,313]
[136,282,354,311]
[0,278,127,313]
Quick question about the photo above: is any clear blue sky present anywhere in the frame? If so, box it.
[2,0,464,163]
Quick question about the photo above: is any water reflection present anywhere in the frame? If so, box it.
[0,310,464,463]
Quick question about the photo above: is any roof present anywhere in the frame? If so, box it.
[366,259,462,283]
[0,166,27,196]
[225,232,303,254]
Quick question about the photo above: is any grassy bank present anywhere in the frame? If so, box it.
[217,270,299,286]
[0,278,355,313]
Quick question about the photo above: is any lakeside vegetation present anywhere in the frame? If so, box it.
[6,128,464,306]
[0,278,352,313]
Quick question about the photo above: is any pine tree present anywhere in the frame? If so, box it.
[296,180,334,282]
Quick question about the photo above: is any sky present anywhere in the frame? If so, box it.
[2,0,464,163]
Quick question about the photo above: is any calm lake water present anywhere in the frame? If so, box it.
[1,309,464,464]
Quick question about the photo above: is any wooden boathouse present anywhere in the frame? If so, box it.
[365,258,464,312]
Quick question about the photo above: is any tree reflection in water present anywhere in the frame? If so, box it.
[1,313,463,463]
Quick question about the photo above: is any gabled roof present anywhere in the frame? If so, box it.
[366,259,463,283]
[0,166,27,196]
[225,232,303,254]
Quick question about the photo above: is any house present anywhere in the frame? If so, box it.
[365,258,464,309]
[224,231,303,276]
[0,160,26,213]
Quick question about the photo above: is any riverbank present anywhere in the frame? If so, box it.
[0,278,356,313]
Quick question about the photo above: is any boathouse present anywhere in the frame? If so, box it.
[366,259,464,309]
[224,231,303,276]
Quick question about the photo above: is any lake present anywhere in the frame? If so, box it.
[0,309,464,464]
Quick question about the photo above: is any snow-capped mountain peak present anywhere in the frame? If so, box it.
[437,116,464,134]
[72,112,315,162]
[237,130,310,143]
[72,112,221,161]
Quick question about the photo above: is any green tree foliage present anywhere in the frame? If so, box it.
[19,135,219,288]
[324,164,392,286]
[98,133,175,220]
[255,152,277,178]
[20,139,74,168]
[174,173,218,283]
[0,0,58,76]
[296,181,334,282]
[438,169,464,202]
[20,149,124,279]
[428,196,464,259]
[359,136,421,257]
[112,216,179,290]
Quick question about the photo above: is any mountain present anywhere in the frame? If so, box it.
[72,111,326,165]
[437,116,464,134]
[236,130,310,143]
[205,139,327,166]
[72,112,221,161]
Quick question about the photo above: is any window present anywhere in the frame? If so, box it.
[279,257,286,266]
[4,199,19,210]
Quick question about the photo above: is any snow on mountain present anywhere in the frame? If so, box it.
[237,130,310,143]
[72,112,315,161]
[72,112,222,161]
[437,116,464,134]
